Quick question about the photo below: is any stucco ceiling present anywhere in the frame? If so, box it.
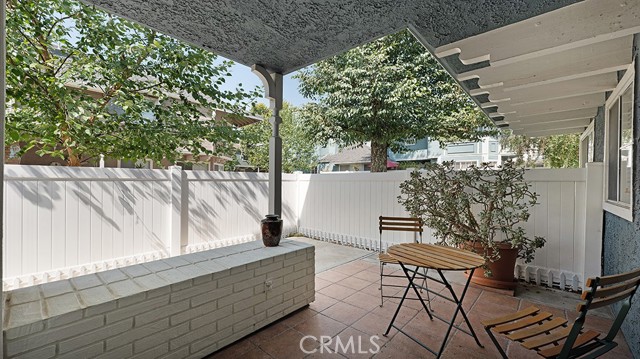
[79,0,578,75]
[78,0,639,136]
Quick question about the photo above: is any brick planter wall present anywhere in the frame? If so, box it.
[3,240,315,358]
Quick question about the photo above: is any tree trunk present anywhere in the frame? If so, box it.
[66,149,82,167]
[370,140,388,172]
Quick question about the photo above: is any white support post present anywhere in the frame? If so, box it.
[169,166,187,256]
[1,0,6,351]
[582,162,604,283]
[251,64,283,217]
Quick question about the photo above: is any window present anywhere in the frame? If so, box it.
[403,138,416,146]
[579,121,595,168]
[453,161,478,170]
[604,63,634,221]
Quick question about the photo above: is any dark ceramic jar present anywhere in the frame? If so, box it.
[261,214,283,247]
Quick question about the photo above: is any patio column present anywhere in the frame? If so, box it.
[251,65,283,216]
[1,0,6,351]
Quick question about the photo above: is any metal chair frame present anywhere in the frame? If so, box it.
[483,267,640,358]
[378,216,430,308]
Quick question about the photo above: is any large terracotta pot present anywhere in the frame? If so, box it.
[261,214,283,247]
[465,242,519,290]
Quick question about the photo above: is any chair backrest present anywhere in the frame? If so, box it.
[558,268,640,358]
[378,216,423,252]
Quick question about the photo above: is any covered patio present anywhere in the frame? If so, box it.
[2,0,640,358]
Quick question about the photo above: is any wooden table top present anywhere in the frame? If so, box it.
[387,243,485,270]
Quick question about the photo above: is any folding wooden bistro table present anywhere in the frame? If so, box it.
[383,243,486,358]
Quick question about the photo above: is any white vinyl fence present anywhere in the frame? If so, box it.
[297,163,604,291]
[3,163,603,290]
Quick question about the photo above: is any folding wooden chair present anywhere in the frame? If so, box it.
[482,267,640,358]
[378,216,430,307]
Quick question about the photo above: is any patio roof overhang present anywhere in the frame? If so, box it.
[77,0,638,137]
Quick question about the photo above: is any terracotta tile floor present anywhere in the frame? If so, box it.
[209,251,634,358]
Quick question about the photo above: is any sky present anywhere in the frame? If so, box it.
[215,60,311,107]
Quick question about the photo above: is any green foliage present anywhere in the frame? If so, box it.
[6,0,256,165]
[543,134,580,168]
[295,30,496,172]
[398,161,546,275]
[240,102,318,173]
[500,130,579,168]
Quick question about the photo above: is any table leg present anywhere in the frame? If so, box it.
[383,265,422,336]
[436,268,484,355]
[401,263,433,320]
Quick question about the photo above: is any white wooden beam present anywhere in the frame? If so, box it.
[493,93,605,117]
[435,0,640,67]
[513,127,586,137]
[505,108,598,125]
[511,118,592,133]
[459,36,632,88]
[478,73,618,105]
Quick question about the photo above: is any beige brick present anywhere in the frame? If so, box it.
[135,299,189,327]
[217,307,253,331]
[169,279,217,303]
[229,264,248,275]
[254,261,283,277]
[232,312,262,333]
[106,295,168,324]
[95,343,133,359]
[5,321,45,340]
[254,294,284,315]
[131,343,169,359]
[170,302,217,326]
[190,286,233,308]
[59,318,133,353]
[267,298,294,317]
[58,342,104,359]
[45,310,83,329]
[294,275,313,289]
[188,326,233,355]
[265,266,294,280]
[283,269,307,284]
[159,346,190,359]
[11,345,56,359]
[284,254,307,267]
[106,318,169,351]
[217,287,253,309]
[6,316,104,356]
[117,292,146,308]
[294,260,313,272]
[134,322,189,354]
[84,301,117,318]
[232,274,266,293]
[233,292,266,313]
[284,285,308,302]
[217,269,254,288]
[190,304,232,330]
[169,321,216,351]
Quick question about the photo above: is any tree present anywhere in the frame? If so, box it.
[499,130,579,168]
[295,30,496,172]
[6,0,256,166]
[240,102,318,173]
[543,134,580,168]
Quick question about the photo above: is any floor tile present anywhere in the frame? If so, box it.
[322,301,369,325]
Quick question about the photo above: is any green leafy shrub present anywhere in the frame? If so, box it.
[398,161,545,275]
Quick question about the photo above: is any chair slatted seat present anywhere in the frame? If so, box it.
[482,268,640,358]
[377,216,430,307]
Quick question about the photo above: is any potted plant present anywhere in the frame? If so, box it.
[398,161,545,289]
